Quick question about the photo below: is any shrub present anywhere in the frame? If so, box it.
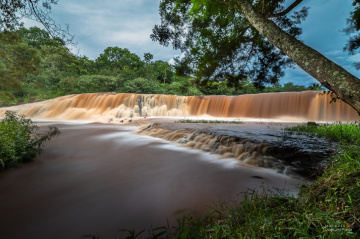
[122,77,163,94]
[76,75,118,93]
[0,111,60,169]
[167,78,203,96]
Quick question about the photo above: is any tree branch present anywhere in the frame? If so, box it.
[265,0,303,18]
[28,0,53,36]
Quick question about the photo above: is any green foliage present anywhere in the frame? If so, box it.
[264,82,324,93]
[95,47,144,76]
[197,80,237,95]
[143,52,154,64]
[75,75,118,93]
[286,122,360,146]
[140,59,175,85]
[169,188,358,238]
[122,77,164,94]
[166,77,203,96]
[0,111,60,169]
[0,31,41,104]
[344,0,360,69]
[40,45,77,82]
[0,26,324,105]
[17,27,65,49]
[151,0,308,88]
[176,119,244,124]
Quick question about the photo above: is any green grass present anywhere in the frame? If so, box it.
[176,119,245,124]
[286,122,360,145]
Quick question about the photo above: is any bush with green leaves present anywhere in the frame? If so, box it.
[122,77,164,94]
[0,111,60,169]
[76,75,119,93]
[166,77,203,96]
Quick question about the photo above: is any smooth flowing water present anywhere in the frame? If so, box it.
[1,91,359,122]
[0,122,301,239]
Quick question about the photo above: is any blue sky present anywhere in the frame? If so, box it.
[282,0,360,86]
[24,0,360,86]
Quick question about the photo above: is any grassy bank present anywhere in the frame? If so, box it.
[117,122,360,238]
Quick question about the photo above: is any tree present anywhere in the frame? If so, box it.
[0,1,73,102]
[143,52,154,64]
[95,47,144,77]
[167,77,203,95]
[40,45,76,84]
[344,0,360,70]
[21,43,76,96]
[122,77,163,94]
[152,0,360,114]
[0,0,73,43]
[152,60,174,84]
[67,56,96,76]
[151,0,306,88]
[0,31,41,103]
[75,75,118,93]
[17,26,65,49]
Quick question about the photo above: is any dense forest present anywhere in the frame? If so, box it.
[0,27,323,105]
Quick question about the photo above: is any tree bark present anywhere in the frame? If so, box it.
[236,0,360,114]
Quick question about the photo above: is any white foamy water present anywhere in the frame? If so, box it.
[1,91,359,122]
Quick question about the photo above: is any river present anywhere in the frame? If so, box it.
[0,91,355,238]
[0,121,301,239]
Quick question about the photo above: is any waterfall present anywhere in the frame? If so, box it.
[1,91,359,122]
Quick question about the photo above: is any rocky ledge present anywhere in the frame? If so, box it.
[138,122,336,179]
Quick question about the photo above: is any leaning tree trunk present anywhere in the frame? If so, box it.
[236,0,360,114]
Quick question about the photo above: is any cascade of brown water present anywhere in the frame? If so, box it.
[0,91,359,122]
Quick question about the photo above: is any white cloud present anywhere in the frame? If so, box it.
[347,54,360,62]
[168,53,186,65]
[105,30,153,46]
[22,0,180,60]
[325,50,342,56]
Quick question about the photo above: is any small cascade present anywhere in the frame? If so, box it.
[0,91,359,122]
[138,123,333,177]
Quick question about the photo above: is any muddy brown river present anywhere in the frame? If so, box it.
[0,121,302,239]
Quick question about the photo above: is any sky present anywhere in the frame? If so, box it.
[23,0,360,87]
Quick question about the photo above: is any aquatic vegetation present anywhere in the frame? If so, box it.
[175,119,245,124]
[0,111,60,169]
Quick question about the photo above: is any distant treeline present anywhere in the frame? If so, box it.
[0,27,323,105]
